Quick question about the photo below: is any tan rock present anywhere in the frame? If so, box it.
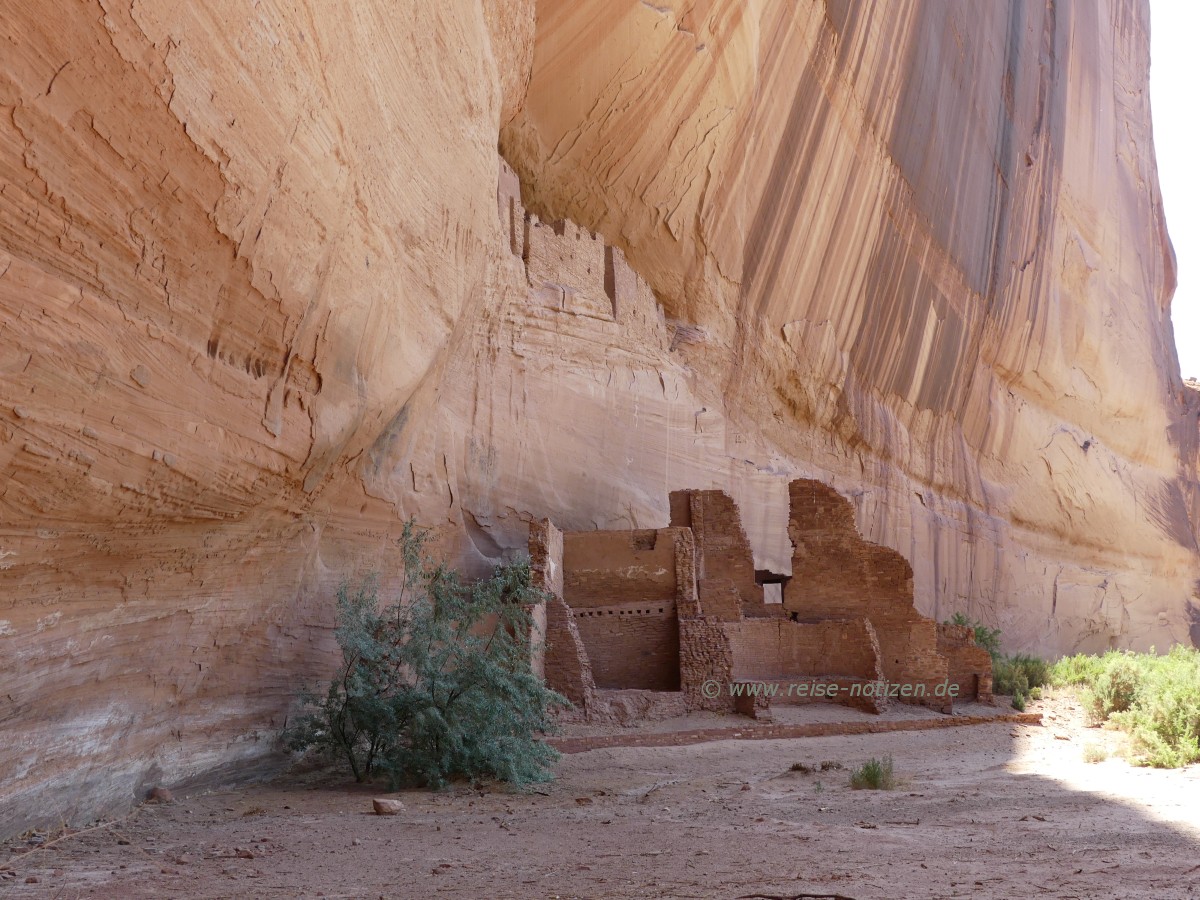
[372,798,405,816]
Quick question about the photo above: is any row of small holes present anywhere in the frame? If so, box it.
[572,607,668,617]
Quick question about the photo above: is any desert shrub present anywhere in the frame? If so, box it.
[1108,648,1200,768]
[286,521,568,788]
[1050,646,1200,768]
[849,756,895,790]
[1083,654,1143,722]
[948,612,1002,657]
[945,615,1048,709]
[1082,743,1107,764]
[1050,652,1107,687]
[993,653,1049,709]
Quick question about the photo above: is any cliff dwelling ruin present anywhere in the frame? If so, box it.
[530,479,993,724]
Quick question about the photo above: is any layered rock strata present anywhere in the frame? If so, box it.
[0,0,1195,837]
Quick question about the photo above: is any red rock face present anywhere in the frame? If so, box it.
[0,0,1195,837]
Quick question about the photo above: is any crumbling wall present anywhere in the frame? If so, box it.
[726,618,882,682]
[563,530,676,606]
[786,479,952,709]
[562,529,681,690]
[937,623,995,702]
[670,490,764,620]
[529,519,595,709]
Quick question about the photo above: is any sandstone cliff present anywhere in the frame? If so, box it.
[1,0,1196,836]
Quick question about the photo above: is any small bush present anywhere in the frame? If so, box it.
[1082,743,1107,764]
[1083,655,1143,722]
[946,615,1049,709]
[1051,646,1200,768]
[849,756,895,790]
[947,612,1001,657]
[286,521,568,788]
[1050,652,1107,686]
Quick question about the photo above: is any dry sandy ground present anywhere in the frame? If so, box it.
[4,693,1199,899]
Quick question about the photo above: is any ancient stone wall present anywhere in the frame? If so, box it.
[786,479,952,709]
[670,490,763,620]
[560,528,684,691]
[563,530,676,607]
[726,618,882,682]
[937,623,995,702]
[529,519,595,709]
[679,616,733,712]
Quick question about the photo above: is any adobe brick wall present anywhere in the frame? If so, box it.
[571,601,680,690]
[679,616,733,711]
[726,618,882,681]
[937,623,995,702]
[670,489,762,620]
[561,528,684,691]
[725,618,887,713]
[529,518,595,710]
[563,530,677,607]
[786,478,951,710]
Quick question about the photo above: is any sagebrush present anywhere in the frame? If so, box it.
[1050,646,1200,768]
[849,755,896,790]
[286,521,568,788]
[945,614,1048,709]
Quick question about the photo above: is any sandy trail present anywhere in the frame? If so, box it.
[4,694,1198,899]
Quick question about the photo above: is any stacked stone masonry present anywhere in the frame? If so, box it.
[530,480,992,721]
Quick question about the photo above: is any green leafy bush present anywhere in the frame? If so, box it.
[286,521,568,788]
[1082,655,1143,722]
[1051,646,1200,768]
[948,612,1002,657]
[944,614,1050,708]
[849,755,895,790]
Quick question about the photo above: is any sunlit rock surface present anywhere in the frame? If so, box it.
[0,0,1196,836]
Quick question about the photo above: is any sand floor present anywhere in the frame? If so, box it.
[4,692,1199,899]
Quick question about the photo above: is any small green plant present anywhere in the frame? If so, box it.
[849,756,895,790]
[948,612,1001,657]
[286,521,568,788]
[945,615,1049,709]
[1051,646,1200,768]
[813,780,823,794]
[1082,743,1107,764]
[994,653,1050,709]
[1082,655,1142,722]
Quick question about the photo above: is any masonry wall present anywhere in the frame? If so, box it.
[563,530,676,606]
[562,529,681,691]
[726,618,882,682]
[937,623,995,702]
[670,490,764,620]
[572,601,680,690]
[529,518,596,709]
[786,479,951,709]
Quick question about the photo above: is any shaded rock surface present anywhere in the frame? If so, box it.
[0,0,1196,837]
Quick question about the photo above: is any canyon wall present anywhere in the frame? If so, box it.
[1,0,1196,836]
